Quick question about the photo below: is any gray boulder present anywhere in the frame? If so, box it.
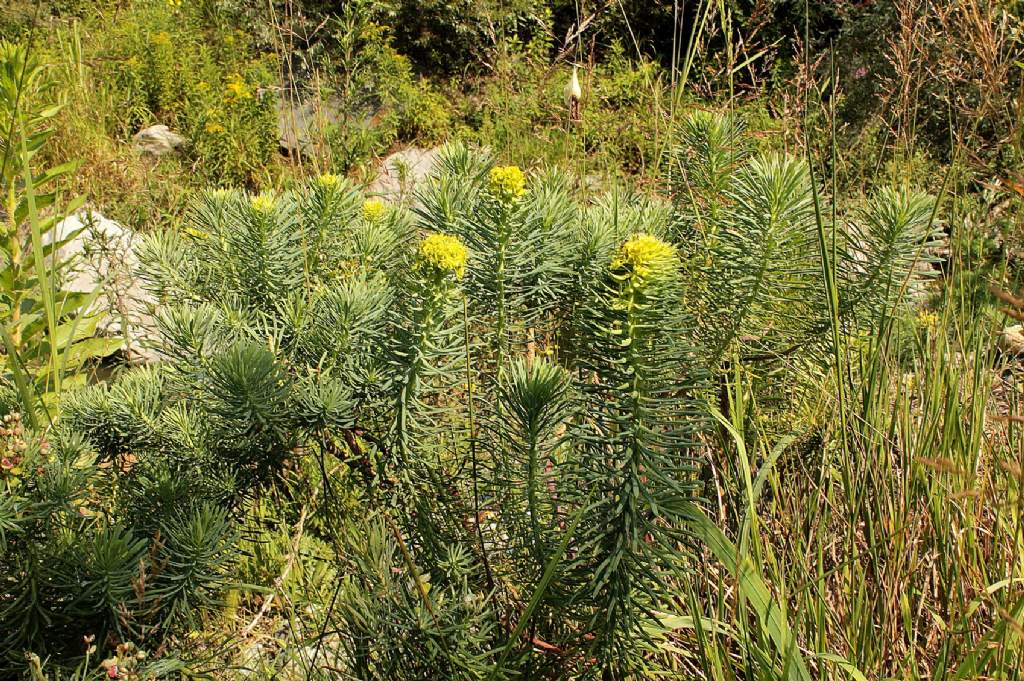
[277,94,342,156]
[999,325,1024,356]
[132,124,185,156]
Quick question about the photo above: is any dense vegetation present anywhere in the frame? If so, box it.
[2,0,1024,679]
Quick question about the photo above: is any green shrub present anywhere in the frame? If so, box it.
[464,39,671,179]
[379,0,550,76]
[183,60,280,187]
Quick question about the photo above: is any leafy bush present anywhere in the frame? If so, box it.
[183,60,280,187]
[378,0,550,76]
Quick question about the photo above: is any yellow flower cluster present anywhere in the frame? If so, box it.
[418,233,468,279]
[611,234,676,283]
[224,74,251,103]
[488,165,527,202]
[204,121,225,134]
[250,194,275,213]
[317,173,341,189]
[362,198,386,222]
[152,31,172,47]
[916,310,939,328]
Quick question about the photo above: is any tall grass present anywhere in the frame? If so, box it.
[684,237,1024,679]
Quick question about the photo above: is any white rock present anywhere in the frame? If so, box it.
[132,124,185,156]
[48,210,159,362]
[999,325,1024,356]
[368,146,445,202]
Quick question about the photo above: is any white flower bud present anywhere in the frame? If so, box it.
[565,65,582,103]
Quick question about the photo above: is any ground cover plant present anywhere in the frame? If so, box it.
[2,0,1024,679]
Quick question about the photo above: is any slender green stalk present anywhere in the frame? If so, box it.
[465,295,494,590]
[19,116,60,396]
[804,66,849,462]
[490,498,589,679]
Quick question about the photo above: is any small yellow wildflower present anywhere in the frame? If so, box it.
[152,31,172,47]
[250,194,275,213]
[916,310,939,328]
[418,233,468,279]
[167,0,183,7]
[224,74,251,103]
[362,198,386,222]
[204,121,225,134]
[488,165,527,202]
[196,81,210,92]
[611,234,676,283]
[317,173,341,189]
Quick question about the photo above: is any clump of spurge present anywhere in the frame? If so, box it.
[416,233,468,279]
[610,233,677,286]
